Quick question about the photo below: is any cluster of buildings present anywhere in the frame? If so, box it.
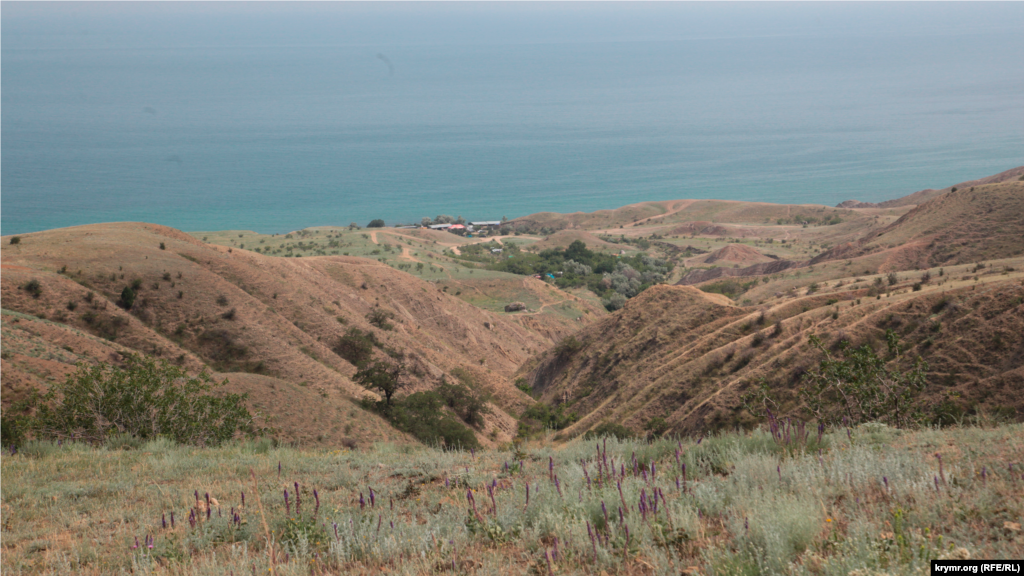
[426,221,503,236]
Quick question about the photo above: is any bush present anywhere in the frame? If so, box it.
[334,328,376,367]
[584,422,634,440]
[22,279,42,299]
[117,286,136,309]
[390,392,480,450]
[436,379,490,427]
[603,292,627,311]
[367,219,386,228]
[644,417,669,438]
[26,354,256,445]
[519,403,577,435]
[9,236,21,245]
[1,411,28,447]
[801,331,927,428]
[366,308,395,330]
[553,336,583,359]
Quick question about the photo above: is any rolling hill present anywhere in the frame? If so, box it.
[0,223,601,448]
[3,166,1022,446]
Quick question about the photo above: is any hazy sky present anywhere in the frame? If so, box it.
[4,0,1019,15]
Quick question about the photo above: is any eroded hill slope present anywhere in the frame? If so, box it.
[1,223,595,447]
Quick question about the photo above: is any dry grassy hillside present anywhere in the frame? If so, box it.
[0,223,595,448]
[520,268,1024,437]
[813,179,1024,270]
[872,165,1024,208]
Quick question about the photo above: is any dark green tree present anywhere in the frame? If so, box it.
[367,219,386,228]
[354,360,406,408]
[119,286,136,309]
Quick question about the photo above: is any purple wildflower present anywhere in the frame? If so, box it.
[162,513,167,529]
[284,489,291,515]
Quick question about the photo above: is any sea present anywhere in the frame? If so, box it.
[2,2,1022,235]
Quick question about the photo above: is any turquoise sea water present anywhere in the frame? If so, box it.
[3,3,1022,235]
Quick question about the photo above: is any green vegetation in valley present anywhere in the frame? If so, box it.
[457,240,672,310]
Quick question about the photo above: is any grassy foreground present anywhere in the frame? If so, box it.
[2,424,1022,575]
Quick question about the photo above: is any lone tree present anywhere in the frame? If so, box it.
[119,286,136,309]
[367,219,386,228]
[355,361,406,411]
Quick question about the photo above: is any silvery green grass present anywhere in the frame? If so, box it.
[2,424,1022,575]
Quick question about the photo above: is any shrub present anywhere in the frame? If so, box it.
[366,307,395,330]
[22,279,42,299]
[197,329,249,368]
[1,409,28,447]
[9,236,21,245]
[553,336,584,359]
[334,328,376,367]
[131,279,143,291]
[159,242,166,250]
[389,392,479,450]
[584,422,633,440]
[221,308,237,320]
[603,293,627,311]
[367,219,386,228]
[644,417,669,438]
[800,331,927,428]
[436,379,490,427]
[772,320,784,337]
[216,294,229,306]
[887,272,899,286]
[520,403,577,434]
[514,377,532,394]
[118,286,136,309]
[26,354,255,445]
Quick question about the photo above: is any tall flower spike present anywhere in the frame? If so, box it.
[294,482,301,515]
[284,489,290,515]
[587,521,597,562]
